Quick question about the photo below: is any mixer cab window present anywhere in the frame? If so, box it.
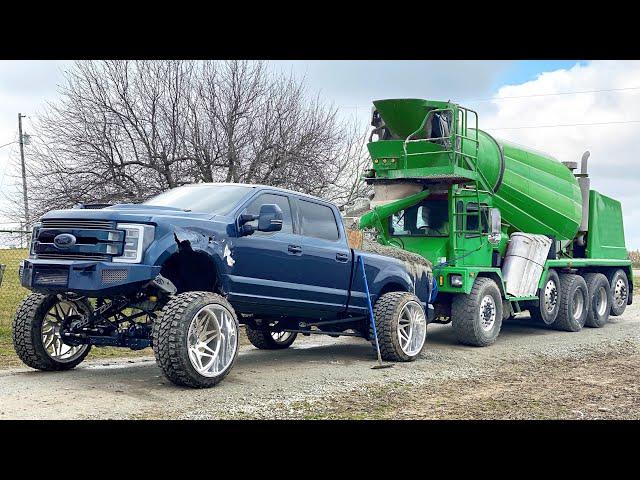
[458,201,489,237]
[389,199,449,237]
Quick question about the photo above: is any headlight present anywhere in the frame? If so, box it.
[449,274,463,288]
[113,223,155,263]
[29,223,41,257]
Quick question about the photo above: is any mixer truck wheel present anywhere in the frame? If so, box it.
[607,269,629,317]
[452,277,503,347]
[552,274,588,332]
[583,273,611,328]
[529,269,560,326]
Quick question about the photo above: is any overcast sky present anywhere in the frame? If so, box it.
[1,60,639,250]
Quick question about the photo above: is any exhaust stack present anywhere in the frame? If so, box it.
[576,150,591,235]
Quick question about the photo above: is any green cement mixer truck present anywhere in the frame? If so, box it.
[360,98,632,347]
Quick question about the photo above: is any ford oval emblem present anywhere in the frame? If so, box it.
[53,233,76,249]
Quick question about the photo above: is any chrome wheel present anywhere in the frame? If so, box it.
[397,300,427,356]
[543,279,558,314]
[572,290,585,320]
[270,330,294,344]
[613,278,627,308]
[187,304,238,378]
[41,300,89,363]
[479,295,497,331]
[595,286,608,316]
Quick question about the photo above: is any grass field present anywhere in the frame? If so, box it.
[0,249,28,328]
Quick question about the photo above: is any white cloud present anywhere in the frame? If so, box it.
[475,60,640,250]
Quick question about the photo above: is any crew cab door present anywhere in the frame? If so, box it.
[228,192,303,311]
[291,198,351,312]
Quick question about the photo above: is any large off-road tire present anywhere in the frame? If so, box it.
[552,274,588,332]
[370,291,427,362]
[12,293,92,371]
[245,325,297,349]
[452,277,503,347]
[584,273,611,328]
[152,291,239,388]
[529,269,560,325]
[607,269,629,317]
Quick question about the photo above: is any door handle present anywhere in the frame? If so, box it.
[335,252,349,263]
[288,245,302,255]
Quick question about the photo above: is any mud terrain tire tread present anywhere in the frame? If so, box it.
[12,293,91,371]
[370,291,426,362]
[152,291,238,388]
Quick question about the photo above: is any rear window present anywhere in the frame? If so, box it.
[299,200,339,241]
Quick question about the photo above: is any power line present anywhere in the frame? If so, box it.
[337,86,640,109]
[0,129,18,184]
[463,86,640,103]
[485,119,640,131]
[0,140,18,150]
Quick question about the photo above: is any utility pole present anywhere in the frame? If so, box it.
[18,113,29,230]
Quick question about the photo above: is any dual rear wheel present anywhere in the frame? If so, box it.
[450,267,629,347]
[529,269,626,331]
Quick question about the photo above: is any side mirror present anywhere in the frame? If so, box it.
[239,204,283,236]
[257,204,283,232]
[488,208,501,244]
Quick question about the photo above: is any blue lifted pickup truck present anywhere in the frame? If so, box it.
[14,183,433,387]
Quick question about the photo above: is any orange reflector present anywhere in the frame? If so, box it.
[439,275,444,286]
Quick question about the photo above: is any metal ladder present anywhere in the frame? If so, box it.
[398,104,489,267]
[449,106,487,266]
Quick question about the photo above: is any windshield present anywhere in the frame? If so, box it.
[389,199,449,237]
[144,184,252,215]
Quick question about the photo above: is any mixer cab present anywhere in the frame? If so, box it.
[362,98,503,273]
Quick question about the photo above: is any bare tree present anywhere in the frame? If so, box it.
[5,60,370,226]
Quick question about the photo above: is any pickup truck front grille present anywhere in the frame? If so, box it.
[41,219,115,230]
[34,219,121,261]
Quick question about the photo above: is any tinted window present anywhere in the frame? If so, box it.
[144,184,251,215]
[299,200,339,241]
[244,193,293,234]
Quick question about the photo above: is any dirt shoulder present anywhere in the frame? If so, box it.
[285,345,640,420]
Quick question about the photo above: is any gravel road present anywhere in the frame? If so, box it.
[1,301,638,420]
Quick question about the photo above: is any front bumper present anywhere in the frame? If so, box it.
[20,258,161,296]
